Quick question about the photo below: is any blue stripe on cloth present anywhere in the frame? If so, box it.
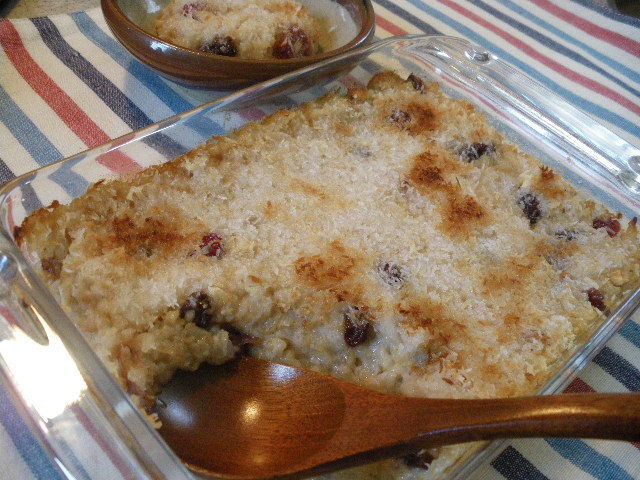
[72,11,226,142]
[0,83,63,167]
[498,0,640,86]
[396,0,640,139]
[468,0,640,99]
[491,445,550,480]
[30,17,184,159]
[21,181,44,213]
[571,0,640,29]
[374,0,441,34]
[71,12,196,116]
[48,160,91,199]
[620,320,640,350]
[0,386,65,480]
[593,346,640,391]
[546,438,636,480]
[0,157,16,184]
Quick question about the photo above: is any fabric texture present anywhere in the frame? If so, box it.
[0,1,639,479]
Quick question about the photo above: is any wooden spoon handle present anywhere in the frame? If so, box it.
[377,393,640,448]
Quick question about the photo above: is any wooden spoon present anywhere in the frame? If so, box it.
[156,357,640,480]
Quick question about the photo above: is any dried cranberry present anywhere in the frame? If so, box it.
[407,73,425,93]
[199,36,238,56]
[182,2,206,18]
[587,288,606,312]
[200,233,223,257]
[388,109,412,128]
[180,292,213,329]
[343,307,373,347]
[273,24,313,59]
[379,262,405,288]
[518,193,541,226]
[403,450,434,469]
[592,217,621,237]
[459,142,495,162]
[219,323,256,355]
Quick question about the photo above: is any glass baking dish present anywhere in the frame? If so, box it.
[1,35,640,480]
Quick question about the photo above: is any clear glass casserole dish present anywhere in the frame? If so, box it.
[1,35,639,480]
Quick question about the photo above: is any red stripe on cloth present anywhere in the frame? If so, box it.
[531,0,640,58]
[563,378,595,393]
[70,405,138,480]
[439,0,640,118]
[376,16,408,36]
[0,21,141,175]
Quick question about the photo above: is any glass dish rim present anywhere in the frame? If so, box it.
[1,33,639,480]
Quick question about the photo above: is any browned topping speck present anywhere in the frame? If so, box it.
[388,109,412,128]
[459,142,495,162]
[41,257,62,278]
[407,73,425,93]
[555,229,578,241]
[378,262,406,288]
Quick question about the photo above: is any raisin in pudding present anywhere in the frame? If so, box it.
[154,0,324,59]
[17,72,640,480]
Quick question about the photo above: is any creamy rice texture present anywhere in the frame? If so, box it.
[155,0,321,59]
[17,72,640,479]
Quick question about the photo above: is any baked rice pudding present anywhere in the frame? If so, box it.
[155,0,322,59]
[17,72,640,479]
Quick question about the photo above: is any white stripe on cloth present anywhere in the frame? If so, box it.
[581,362,630,393]
[459,0,640,108]
[520,1,640,75]
[0,122,41,174]
[607,333,640,367]
[564,0,640,41]
[479,438,600,480]
[409,0,640,138]
[588,440,640,478]
[391,0,640,147]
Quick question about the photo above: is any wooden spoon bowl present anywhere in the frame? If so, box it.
[156,357,640,479]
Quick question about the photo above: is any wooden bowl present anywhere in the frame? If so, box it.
[101,0,376,90]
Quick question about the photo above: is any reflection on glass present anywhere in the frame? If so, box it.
[0,311,85,420]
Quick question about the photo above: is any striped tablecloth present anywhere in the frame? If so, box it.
[1,1,640,479]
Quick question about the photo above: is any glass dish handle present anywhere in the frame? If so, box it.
[0,233,193,480]
[401,35,640,197]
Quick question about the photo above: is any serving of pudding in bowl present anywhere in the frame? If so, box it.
[101,0,375,88]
